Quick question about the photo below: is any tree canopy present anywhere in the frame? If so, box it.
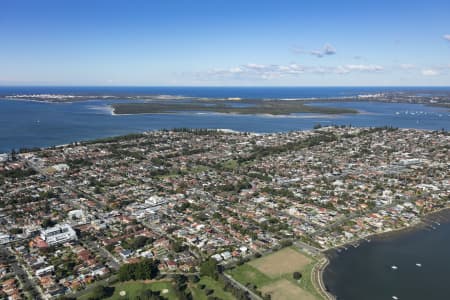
[118,258,159,281]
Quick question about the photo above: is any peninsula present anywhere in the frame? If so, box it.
[111,99,357,115]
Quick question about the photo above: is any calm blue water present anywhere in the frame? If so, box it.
[324,219,450,300]
[3,86,448,99]
[0,87,448,153]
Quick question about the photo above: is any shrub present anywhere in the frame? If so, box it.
[293,271,302,280]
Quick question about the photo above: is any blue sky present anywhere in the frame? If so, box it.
[1,0,450,86]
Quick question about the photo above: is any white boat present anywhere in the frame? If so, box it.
[416,263,422,267]
[392,296,399,300]
[391,265,398,270]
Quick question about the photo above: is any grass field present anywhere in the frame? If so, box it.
[227,264,272,288]
[80,277,234,300]
[261,279,317,300]
[79,281,177,300]
[221,159,239,170]
[227,247,324,300]
[107,281,177,299]
[190,276,235,300]
[249,247,312,277]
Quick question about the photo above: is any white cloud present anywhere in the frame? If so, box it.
[293,43,337,58]
[421,69,440,76]
[399,64,416,70]
[203,63,384,80]
[343,64,384,72]
[244,63,268,70]
[229,67,243,74]
[443,34,450,41]
[323,44,337,55]
[331,65,384,75]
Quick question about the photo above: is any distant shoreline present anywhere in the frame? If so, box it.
[3,92,448,113]
[110,108,351,118]
[110,99,359,115]
[324,205,450,254]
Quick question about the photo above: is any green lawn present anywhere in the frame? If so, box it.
[110,281,177,300]
[226,264,272,288]
[190,276,235,300]
[221,159,239,170]
[158,173,181,179]
[226,247,326,300]
[283,261,324,300]
[79,281,177,300]
[189,165,210,174]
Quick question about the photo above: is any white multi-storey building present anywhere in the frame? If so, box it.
[40,224,77,246]
[0,233,10,245]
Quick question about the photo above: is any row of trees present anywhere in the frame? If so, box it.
[82,133,146,145]
[0,167,36,179]
[121,235,154,251]
[164,128,227,136]
[118,258,159,281]
[200,258,252,300]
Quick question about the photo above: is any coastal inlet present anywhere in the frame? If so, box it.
[323,211,450,300]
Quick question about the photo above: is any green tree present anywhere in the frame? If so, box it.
[200,258,218,277]
[118,258,159,281]
[171,240,186,253]
[87,285,113,300]
[293,271,302,280]
[41,218,56,228]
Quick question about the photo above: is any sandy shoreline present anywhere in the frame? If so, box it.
[110,108,354,118]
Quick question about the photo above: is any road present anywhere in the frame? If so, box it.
[223,273,262,300]
[313,194,421,239]
[3,248,46,300]
[312,258,336,300]
[24,159,106,210]
[26,158,122,266]
[80,239,120,270]
[295,240,321,255]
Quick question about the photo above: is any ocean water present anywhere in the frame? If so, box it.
[2,86,444,99]
[0,86,448,153]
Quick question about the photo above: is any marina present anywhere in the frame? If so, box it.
[324,211,450,300]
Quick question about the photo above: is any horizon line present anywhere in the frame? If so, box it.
[1,85,450,88]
